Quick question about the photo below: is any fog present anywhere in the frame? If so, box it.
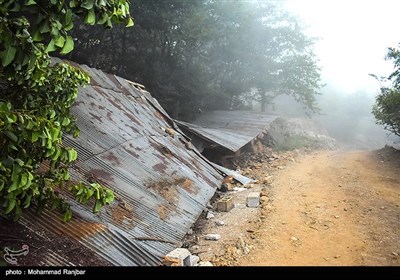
[271,0,400,150]
[264,89,392,150]
[284,0,400,93]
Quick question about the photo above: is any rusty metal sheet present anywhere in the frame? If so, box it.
[176,120,250,152]
[15,60,223,266]
[211,163,256,185]
[176,112,278,152]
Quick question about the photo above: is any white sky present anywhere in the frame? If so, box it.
[283,0,400,94]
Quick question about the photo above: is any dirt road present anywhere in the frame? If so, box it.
[238,148,400,266]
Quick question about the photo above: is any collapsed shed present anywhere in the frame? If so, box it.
[8,59,223,266]
[176,111,278,162]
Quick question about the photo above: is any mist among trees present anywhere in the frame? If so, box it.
[67,0,323,121]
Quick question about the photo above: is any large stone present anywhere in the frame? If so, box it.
[163,248,191,266]
[247,192,260,208]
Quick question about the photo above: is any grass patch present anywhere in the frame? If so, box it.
[274,135,319,151]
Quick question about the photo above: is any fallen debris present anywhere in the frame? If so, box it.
[204,234,221,241]
[216,196,234,212]
[189,255,200,266]
[206,211,215,220]
[247,192,260,208]
[212,163,256,185]
[163,248,191,266]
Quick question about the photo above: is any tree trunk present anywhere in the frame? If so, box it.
[261,92,266,112]
[116,28,127,75]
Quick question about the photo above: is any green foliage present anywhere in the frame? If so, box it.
[0,0,132,221]
[372,46,400,136]
[274,135,319,151]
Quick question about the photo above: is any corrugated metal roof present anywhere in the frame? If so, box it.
[16,59,223,266]
[176,111,278,152]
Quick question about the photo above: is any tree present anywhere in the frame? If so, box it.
[204,1,322,113]
[0,0,133,221]
[372,46,400,136]
[67,1,322,120]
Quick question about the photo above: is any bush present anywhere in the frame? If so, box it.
[372,46,400,136]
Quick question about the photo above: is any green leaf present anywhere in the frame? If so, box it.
[0,180,4,191]
[54,36,66,48]
[23,195,31,208]
[31,131,40,142]
[51,147,61,161]
[126,17,134,27]
[17,114,24,124]
[6,114,17,123]
[1,45,17,67]
[65,8,73,25]
[0,102,10,112]
[60,36,74,55]
[39,21,51,33]
[65,21,74,31]
[104,189,114,204]
[11,163,22,182]
[20,173,28,187]
[13,205,22,221]
[26,120,34,130]
[97,13,109,25]
[95,188,100,200]
[85,9,96,25]
[67,148,77,162]
[23,173,32,190]
[49,110,56,118]
[4,130,18,142]
[46,38,57,53]
[61,118,71,126]
[93,200,101,213]
[5,199,16,214]
[62,208,72,222]
[85,189,94,199]
[76,188,84,196]
[25,0,36,6]
[81,0,94,10]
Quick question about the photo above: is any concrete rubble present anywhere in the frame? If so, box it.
[247,192,260,207]
[163,248,201,266]
[216,196,234,212]
[204,234,221,241]
[206,211,215,219]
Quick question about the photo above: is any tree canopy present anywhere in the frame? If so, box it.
[0,0,132,221]
[372,45,400,136]
[68,0,323,120]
